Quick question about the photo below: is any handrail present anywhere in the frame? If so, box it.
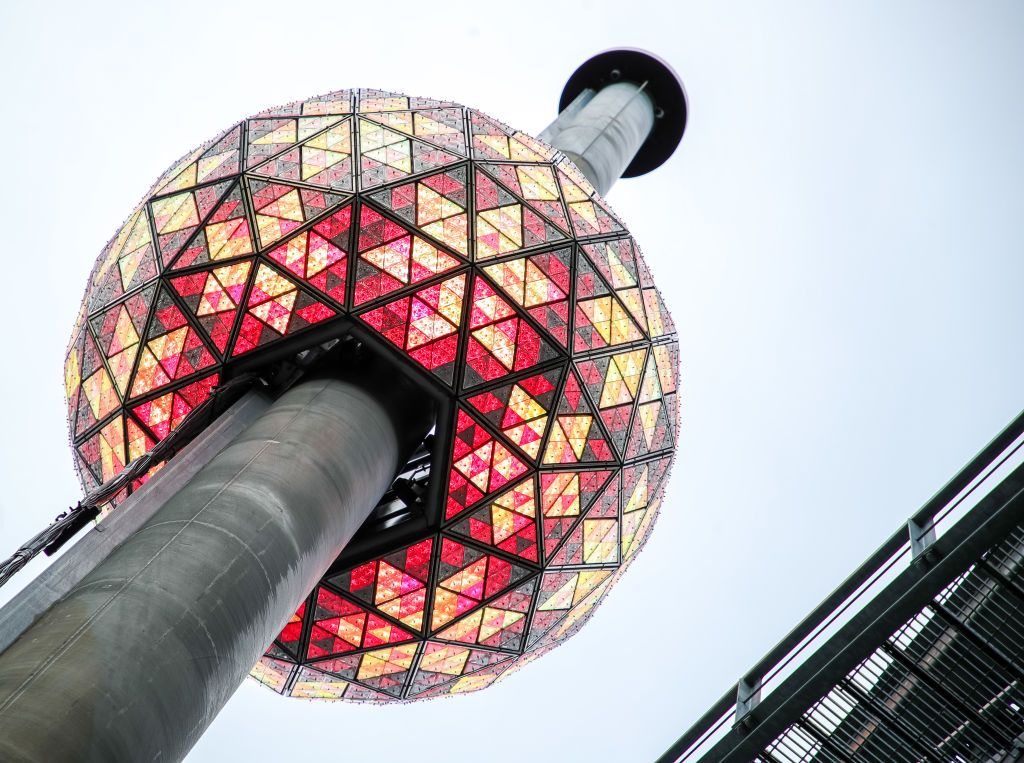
[658,408,1024,763]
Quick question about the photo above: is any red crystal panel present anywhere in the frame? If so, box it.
[353,206,461,305]
[304,587,414,659]
[170,260,252,353]
[358,272,466,384]
[434,578,536,650]
[151,180,233,265]
[542,372,614,465]
[445,408,529,520]
[465,369,558,461]
[132,373,218,441]
[449,478,539,562]
[540,469,613,560]
[231,264,337,356]
[130,290,216,398]
[463,275,558,388]
[331,539,433,631]
[169,184,253,270]
[266,206,351,305]
[481,248,571,347]
[429,537,532,630]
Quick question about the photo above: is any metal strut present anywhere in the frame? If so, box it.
[0,373,260,589]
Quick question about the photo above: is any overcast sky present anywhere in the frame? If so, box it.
[1,2,1023,761]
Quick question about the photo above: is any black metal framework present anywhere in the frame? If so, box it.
[659,409,1024,762]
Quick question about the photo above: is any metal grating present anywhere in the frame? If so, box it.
[761,526,1024,763]
[660,410,1024,763]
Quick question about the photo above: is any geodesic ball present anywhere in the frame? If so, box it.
[65,88,679,702]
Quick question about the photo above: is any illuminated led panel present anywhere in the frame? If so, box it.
[465,369,559,460]
[72,332,114,436]
[474,169,567,260]
[527,569,614,650]
[362,108,467,156]
[232,264,337,356]
[246,115,346,169]
[540,469,613,560]
[556,160,625,238]
[357,117,461,189]
[621,456,672,561]
[289,666,350,699]
[353,644,419,697]
[448,477,540,561]
[428,537,532,630]
[249,180,349,250]
[132,373,219,441]
[301,90,354,116]
[266,206,351,305]
[304,586,415,660]
[298,643,421,698]
[642,286,676,338]
[88,286,155,398]
[435,577,536,651]
[65,339,83,436]
[428,662,511,696]
[358,272,466,385]
[470,112,555,163]
[406,642,512,697]
[67,90,679,703]
[76,416,127,485]
[170,261,252,353]
[126,419,155,464]
[129,289,216,399]
[88,210,158,311]
[478,162,571,235]
[463,275,559,388]
[549,474,620,566]
[330,539,433,631]
[151,180,234,266]
[168,183,253,270]
[358,90,457,113]
[482,248,572,346]
[656,344,682,438]
[445,408,529,520]
[353,204,462,304]
[368,166,469,256]
[574,249,646,353]
[156,125,241,196]
[250,656,294,695]
[576,348,647,458]
[581,238,649,330]
[276,601,306,658]
[542,371,614,465]
[251,118,354,192]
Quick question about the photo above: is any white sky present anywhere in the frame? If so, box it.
[1,2,1023,761]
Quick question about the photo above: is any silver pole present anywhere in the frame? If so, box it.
[541,80,656,196]
[0,377,401,762]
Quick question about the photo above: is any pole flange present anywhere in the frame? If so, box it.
[559,48,688,178]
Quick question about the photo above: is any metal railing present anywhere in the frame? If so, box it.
[658,409,1024,763]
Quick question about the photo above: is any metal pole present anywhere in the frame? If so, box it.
[541,81,656,196]
[0,376,406,762]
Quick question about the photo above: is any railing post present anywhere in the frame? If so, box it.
[735,675,762,728]
[908,517,937,560]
